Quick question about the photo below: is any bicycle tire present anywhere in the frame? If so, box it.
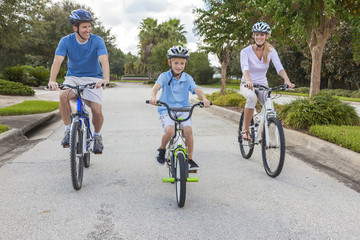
[84,126,91,168]
[238,111,255,159]
[261,117,285,178]
[175,150,186,208]
[70,120,84,190]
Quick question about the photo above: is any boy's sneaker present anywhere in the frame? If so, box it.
[188,159,199,171]
[61,130,70,148]
[157,148,166,165]
[93,135,104,154]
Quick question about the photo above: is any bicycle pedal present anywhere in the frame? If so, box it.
[189,170,197,173]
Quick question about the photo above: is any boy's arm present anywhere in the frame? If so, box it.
[150,83,161,105]
[194,87,211,108]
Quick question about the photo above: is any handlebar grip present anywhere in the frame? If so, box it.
[146,100,150,104]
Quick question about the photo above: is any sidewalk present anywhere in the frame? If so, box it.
[0,87,60,151]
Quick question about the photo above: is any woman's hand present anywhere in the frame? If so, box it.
[245,80,254,90]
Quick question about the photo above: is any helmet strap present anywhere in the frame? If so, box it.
[168,69,183,85]
[255,43,265,50]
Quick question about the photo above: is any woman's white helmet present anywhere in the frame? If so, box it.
[252,22,271,34]
[167,45,190,60]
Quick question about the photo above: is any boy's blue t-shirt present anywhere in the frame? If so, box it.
[55,33,108,78]
[156,70,198,115]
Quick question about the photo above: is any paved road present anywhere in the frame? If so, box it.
[1,83,360,239]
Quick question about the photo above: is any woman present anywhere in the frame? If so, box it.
[240,21,295,140]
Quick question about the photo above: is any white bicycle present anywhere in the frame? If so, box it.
[238,84,292,178]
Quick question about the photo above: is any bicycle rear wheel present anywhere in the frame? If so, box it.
[70,120,84,190]
[175,150,186,208]
[238,111,255,159]
[261,117,285,177]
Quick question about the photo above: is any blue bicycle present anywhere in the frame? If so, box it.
[59,83,95,190]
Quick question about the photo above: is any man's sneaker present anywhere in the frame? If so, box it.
[61,130,70,148]
[157,148,166,165]
[188,159,199,171]
[93,135,104,154]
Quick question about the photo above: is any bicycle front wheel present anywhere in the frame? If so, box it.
[70,120,84,190]
[261,117,285,178]
[238,111,255,159]
[175,150,186,208]
[84,126,91,168]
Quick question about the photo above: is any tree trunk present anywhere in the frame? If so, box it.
[309,43,325,97]
[327,78,332,89]
[220,62,228,95]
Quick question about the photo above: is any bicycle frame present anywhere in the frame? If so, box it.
[251,94,278,148]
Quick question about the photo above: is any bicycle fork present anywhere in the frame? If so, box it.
[162,130,198,183]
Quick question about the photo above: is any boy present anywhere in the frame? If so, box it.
[149,45,210,170]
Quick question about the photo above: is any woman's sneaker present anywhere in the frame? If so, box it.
[61,130,70,148]
[188,159,199,171]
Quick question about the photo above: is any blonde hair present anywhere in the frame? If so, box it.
[263,41,274,64]
[253,33,274,64]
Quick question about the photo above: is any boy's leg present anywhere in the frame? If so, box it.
[160,126,175,149]
[183,126,199,170]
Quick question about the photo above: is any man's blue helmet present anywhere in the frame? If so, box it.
[69,9,93,25]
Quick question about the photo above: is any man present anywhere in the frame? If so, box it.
[48,9,109,154]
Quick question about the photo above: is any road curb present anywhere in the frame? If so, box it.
[0,110,60,145]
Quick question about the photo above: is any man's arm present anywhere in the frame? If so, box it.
[48,55,65,90]
[98,54,110,89]
[149,83,161,105]
[194,87,211,108]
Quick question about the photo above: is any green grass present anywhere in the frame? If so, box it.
[309,125,360,153]
[0,100,59,116]
[0,123,8,133]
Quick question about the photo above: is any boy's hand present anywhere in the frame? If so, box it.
[149,97,157,105]
[203,99,211,108]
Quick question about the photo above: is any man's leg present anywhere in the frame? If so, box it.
[88,101,104,154]
[59,89,76,147]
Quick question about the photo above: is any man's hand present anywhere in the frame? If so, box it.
[96,80,109,89]
[202,99,211,108]
[149,97,157,105]
[48,81,58,91]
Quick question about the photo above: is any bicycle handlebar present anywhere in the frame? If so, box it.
[146,100,212,122]
[253,84,296,92]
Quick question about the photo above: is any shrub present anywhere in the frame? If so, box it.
[206,89,246,106]
[278,93,360,129]
[351,90,360,98]
[29,66,50,86]
[3,65,25,82]
[294,87,310,94]
[0,79,35,96]
[309,125,360,153]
